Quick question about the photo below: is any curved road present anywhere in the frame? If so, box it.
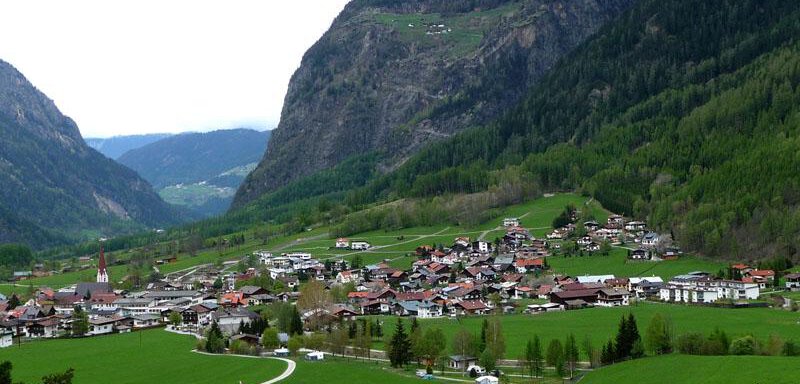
[261,357,295,384]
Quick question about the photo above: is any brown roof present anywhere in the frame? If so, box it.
[456,300,487,310]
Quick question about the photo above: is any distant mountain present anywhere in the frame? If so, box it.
[118,129,270,217]
[85,134,172,159]
[0,59,186,247]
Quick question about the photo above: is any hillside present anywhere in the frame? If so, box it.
[118,129,270,216]
[0,59,185,247]
[233,0,635,208]
[346,0,800,260]
[85,133,172,159]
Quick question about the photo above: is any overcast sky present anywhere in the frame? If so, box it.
[0,1,349,138]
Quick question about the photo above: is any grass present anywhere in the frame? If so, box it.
[159,182,235,207]
[374,303,800,359]
[0,329,285,384]
[582,354,798,384]
[283,357,430,384]
[548,248,727,280]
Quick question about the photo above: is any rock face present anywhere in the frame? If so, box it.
[234,0,634,208]
[0,59,184,247]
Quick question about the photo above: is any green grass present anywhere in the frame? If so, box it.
[582,355,798,384]
[0,329,285,384]
[159,183,236,207]
[283,357,431,384]
[548,248,727,280]
[374,303,800,359]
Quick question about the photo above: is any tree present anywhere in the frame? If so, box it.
[297,280,331,313]
[213,277,223,290]
[527,335,544,378]
[646,313,673,355]
[601,339,615,365]
[545,339,563,369]
[582,335,599,368]
[304,333,326,352]
[169,311,183,328]
[564,334,579,378]
[290,306,303,335]
[416,328,446,369]
[287,336,303,356]
[388,319,411,368]
[205,321,225,353]
[452,328,476,373]
[479,347,496,372]
[262,328,280,349]
[1,361,75,384]
[7,295,19,310]
[730,336,757,355]
[355,321,373,360]
[484,317,505,360]
[71,306,88,337]
[0,361,11,384]
[615,313,641,360]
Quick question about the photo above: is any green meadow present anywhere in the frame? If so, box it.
[0,329,285,384]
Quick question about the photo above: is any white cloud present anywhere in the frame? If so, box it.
[0,0,350,137]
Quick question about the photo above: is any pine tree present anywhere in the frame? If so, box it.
[389,319,411,368]
[290,306,303,335]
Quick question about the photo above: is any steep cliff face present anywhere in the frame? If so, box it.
[234,0,635,208]
[0,59,185,247]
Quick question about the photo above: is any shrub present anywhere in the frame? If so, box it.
[676,333,704,355]
[730,336,757,355]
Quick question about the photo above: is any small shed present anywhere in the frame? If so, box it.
[305,351,324,361]
[475,376,499,384]
[274,348,290,357]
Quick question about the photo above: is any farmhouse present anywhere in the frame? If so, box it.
[786,273,800,291]
[335,238,350,249]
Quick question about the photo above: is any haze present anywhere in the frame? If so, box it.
[0,0,349,138]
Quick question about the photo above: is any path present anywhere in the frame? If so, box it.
[168,329,296,383]
[274,233,330,252]
[321,227,452,260]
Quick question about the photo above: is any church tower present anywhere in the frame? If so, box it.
[97,245,109,283]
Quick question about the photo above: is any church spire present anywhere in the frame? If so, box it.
[97,244,108,283]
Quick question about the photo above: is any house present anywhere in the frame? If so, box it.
[212,307,260,335]
[607,214,625,228]
[27,317,59,338]
[628,277,664,298]
[336,270,361,285]
[549,289,600,306]
[641,232,660,247]
[230,333,261,346]
[659,277,759,303]
[629,249,651,260]
[624,221,647,231]
[88,317,118,336]
[0,330,12,348]
[274,348,290,357]
[596,288,631,307]
[786,273,800,291]
[417,301,443,318]
[351,241,371,251]
[449,355,478,370]
[335,238,350,249]
[132,313,160,328]
[503,218,520,227]
[453,300,488,316]
[514,258,544,273]
[576,275,615,284]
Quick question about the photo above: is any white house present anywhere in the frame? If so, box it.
[786,273,800,291]
[305,351,325,361]
[624,221,647,231]
[576,275,615,284]
[475,376,499,384]
[417,301,443,319]
[0,330,12,348]
[88,317,116,336]
[351,241,371,251]
[336,270,361,284]
[641,232,660,247]
[335,238,350,249]
[503,218,520,227]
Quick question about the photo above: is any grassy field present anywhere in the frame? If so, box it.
[581,355,798,384]
[0,329,285,384]
[375,303,800,359]
[548,248,727,280]
[283,357,429,384]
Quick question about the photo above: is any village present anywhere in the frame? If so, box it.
[1,202,794,381]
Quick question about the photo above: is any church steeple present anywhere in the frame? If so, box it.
[97,244,108,283]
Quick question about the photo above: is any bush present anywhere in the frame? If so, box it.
[730,336,757,355]
[677,333,704,355]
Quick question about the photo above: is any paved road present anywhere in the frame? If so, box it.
[261,357,296,384]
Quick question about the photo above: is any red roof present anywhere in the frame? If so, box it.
[748,270,775,277]
[514,259,543,267]
[347,292,368,299]
[731,263,750,270]
[456,300,487,310]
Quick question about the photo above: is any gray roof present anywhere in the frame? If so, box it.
[143,290,199,299]
[76,282,112,298]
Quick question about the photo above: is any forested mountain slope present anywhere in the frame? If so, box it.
[0,59,185,247]
[348,0,800,260]
[118,129,271,217]
[234,0,635,208]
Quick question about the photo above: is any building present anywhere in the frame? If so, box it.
[0,330,12,348]
[786,273,800,291]
[96,245,108,283]
[503,218,520,227]
[351,241,371,251]
[335,238,350,249]
[449,355,478,370]
[659,276,759,303]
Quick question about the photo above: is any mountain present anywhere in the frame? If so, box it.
[0,59,185,247]
[340,0,800,260]
[85,133,172,159]
[233,0,635,208]
[118,129,271,216]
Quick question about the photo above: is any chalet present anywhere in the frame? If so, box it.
[132,313,160,328]
[230,333,260,346]
[27,317,59,338]
[417,301,443,318]
[240,286,269,297]
[453,300,488,315]
[576,236,593,246]
[471,241,491,254]
[360,300,390,315]
[331,306,359,320]
[549,289,599,306]
[88,317,119,336]
[641,232,660,247]
[212,307,260,335]
[628,277,664,298]
[335,238,350,249]
[584,221,600,231]
[596,288,631,306]
[336,270,361,285]
[629,248,651,260]
[786,273,800,291]
[607,214,624,228]
[514,258,544,273]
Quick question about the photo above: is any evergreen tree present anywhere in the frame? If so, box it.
[389,319,411,368]
[290,306,303,335]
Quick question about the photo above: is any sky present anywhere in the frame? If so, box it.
[0,0,350,138]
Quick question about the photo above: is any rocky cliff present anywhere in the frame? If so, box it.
[234,0,635,208]
[0,59,185,247]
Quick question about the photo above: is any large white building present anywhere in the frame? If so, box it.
[659,275,759,303]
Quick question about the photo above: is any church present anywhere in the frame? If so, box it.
[97,245,109,283]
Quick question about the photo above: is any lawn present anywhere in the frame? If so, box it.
[283,357,431,384]
[581,354,798,384]
[0,329,286,384]
[375,303,800,359]
[548,248,727,280]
